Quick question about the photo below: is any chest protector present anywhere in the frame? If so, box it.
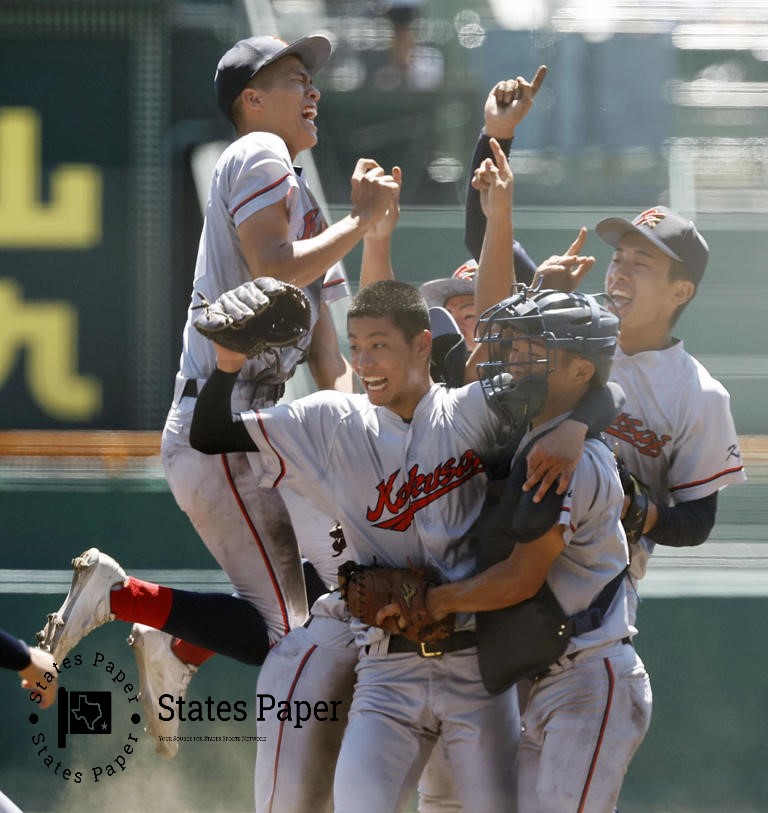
[473,437,625,695]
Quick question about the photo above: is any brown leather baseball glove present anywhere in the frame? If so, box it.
[337,561,455,644]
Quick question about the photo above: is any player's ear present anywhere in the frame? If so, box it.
[671,278,695,307]
[415,329,432,361]
[240,86,264,111]
[570,355,595,385]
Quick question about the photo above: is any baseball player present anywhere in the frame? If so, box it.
[462,69,745,532]
[35,32,399,755]
[397,286,652,813]
[465,79,745,804]
[419,253,535,355]
[594,206,747,618]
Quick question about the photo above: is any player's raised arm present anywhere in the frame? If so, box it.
[237,159,400,289]
[484,66,547,141]
[462,137,516,383]
[306,300,356,391]
[473,137,515,323]
[465,66,546,268]
[359,165,402,287]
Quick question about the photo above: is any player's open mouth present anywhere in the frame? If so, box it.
[361,376,387,392]
[608,288,631,313]
[302,107,317,121]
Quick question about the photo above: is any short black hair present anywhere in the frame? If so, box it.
[347,280,430,341]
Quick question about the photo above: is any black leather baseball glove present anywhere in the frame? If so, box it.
[193,277,311,358]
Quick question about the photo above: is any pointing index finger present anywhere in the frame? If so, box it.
[530,65,548,96]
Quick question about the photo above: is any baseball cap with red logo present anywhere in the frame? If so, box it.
[596,206,709,284]
[214,34,333,120]
[419,260,478,308]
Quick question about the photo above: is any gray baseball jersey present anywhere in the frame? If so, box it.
[179,130,347,384]
[242,383,502,584]
[514,416,632,651]
[605,342,746,584]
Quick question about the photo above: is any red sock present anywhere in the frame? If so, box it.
[109,577,174,629]
[171,638,215,667]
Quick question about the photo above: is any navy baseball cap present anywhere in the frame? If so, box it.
[596,206,709,284]
[214,34,332,119]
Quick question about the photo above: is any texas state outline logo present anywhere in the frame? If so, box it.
[25,649,142,786]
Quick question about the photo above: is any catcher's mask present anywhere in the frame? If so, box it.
[475,287,619,428]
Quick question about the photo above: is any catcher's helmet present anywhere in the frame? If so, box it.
[476,287,619,426]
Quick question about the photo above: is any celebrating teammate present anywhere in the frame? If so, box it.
[35,32,399,756]
[594,206,746,616]
[463,72,746,564]
[465,134,746,610]
[190,278,522,811]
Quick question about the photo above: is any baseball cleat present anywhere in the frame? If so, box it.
[127,624,198,758]
[36,547,125,662]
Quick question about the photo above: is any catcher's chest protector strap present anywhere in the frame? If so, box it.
[566,565,627,637]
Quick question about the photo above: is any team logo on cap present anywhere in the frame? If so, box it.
[452,260,478,282]
[632,208,665,229]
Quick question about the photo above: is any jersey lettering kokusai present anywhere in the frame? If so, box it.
[366,449,486,532]
[243,383,508,589]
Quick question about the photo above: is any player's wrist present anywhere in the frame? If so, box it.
[363,231,393,245]
[215,355,246,374]
[346,210,379,236]
[426,585,450,621]
[482,127,515,143]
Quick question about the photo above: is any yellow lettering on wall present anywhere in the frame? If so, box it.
[0,279,102,420]
[0,108,102,248]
